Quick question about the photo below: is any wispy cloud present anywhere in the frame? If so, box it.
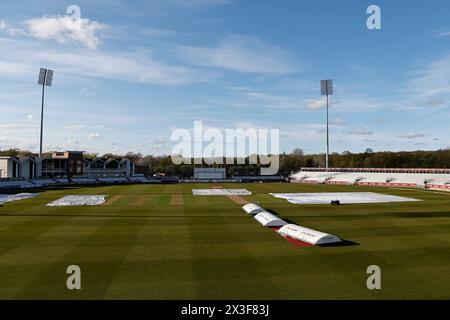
[409,55,450,100]
[166,0,231,8]
[347,128,373,136]
[398,133,426,139]
[177,35,300,74]
[306,98,327,110]
[0,37,208,85]
[88,133,102,139]
[0,20,24,36]
[434,28,450,38]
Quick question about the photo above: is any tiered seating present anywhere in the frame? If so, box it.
[355,173,398,185]
[71,177,99,184]
[97,177,129,183]
[392,174,435,186]
[327,173,358,184]
[301,172,335,184]
[232,176,286,182]
[0,179,35,189]
[290,172,309,181]
[128,176,150,183]
[32,179,59,187]
[291,169,450,189]
[54,178,71,184]
[432,176,450,185]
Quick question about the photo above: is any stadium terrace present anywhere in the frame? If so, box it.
[1,150,450,191]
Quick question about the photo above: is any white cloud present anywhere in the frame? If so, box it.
[398,133,426,139]
[347,128,373,136]
[24,15,106,49]
[0,37,207,85]
[140,28,178,37]
[0,20,24,36]
[414,98,447,108]
[88,133,101,139]
[27,114,33,120]
[0,123,34,130]
[0,58,32,77]
[242,91,301,109]
[67,139,80,145]
[64,125,86,131]
[178,35,299,74]
[149,138,167,145]
[332,117,344,125]
[80,87,96,97]
[306,98,327,110]
[172,0,230,6]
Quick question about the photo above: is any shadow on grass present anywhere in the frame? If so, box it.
[266,208,282,216]
[265,210,297,225]
[0,213,253,219]
[318,239,360,247]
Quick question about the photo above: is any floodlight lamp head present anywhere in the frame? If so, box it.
[320,79,333,96]
[38,68,54,86]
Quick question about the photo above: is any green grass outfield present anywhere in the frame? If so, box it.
[1,183,450,299]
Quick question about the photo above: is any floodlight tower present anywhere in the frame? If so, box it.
[37,68,54,159]
[320,79,333,169]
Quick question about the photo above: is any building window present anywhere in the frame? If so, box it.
[76,160,82,174]
[90,160,105,169]
[106,160,119,169]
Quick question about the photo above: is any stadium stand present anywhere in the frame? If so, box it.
[291,168,450,189]
[232,175,286,182]
[96,177,130,183]
[33,178,59,187]
[0,179,35,189]
[54,178,71,184]
[71,177,99,184]
[128,176,152,183]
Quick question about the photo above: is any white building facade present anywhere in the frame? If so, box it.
[0,156,37,179]
[0,154,135,179]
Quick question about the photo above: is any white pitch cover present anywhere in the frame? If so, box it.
[46,195,108,207]
[242,203,266,215]
[254,212,288,227]
[192,189,251,196]
[270,192,418,205]
[278,224,341,245]
[0,193,39,204]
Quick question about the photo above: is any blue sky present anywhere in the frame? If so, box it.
[0,0,449,155]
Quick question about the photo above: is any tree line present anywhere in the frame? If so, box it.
[1,148,449,177]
